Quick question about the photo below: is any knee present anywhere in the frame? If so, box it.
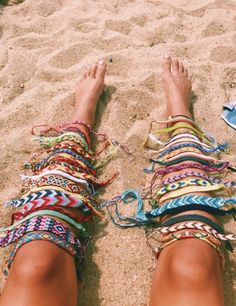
[164,241,220,287]
[10,242,72,284]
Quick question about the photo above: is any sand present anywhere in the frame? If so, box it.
[0,0,236,305]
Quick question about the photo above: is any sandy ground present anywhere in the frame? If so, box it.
[0,0,236,305]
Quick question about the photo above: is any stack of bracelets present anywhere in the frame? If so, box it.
[103,115,236,263]
[1,120,117,278]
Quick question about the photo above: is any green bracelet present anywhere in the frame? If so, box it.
[0,210,85,233]
[155,122,207,140]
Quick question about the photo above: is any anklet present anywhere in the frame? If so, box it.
[156,143,228,159]
[161,214,224,233]
[169,114,193,120]
[5,231,82,275]
[0,216,81,247]
[159,184,224,202]
[160,171,236,188]
[156,122,204,137]
[156,178,221,197]
[146,156,230,173]
[0,209,86,233]
[149,162,230,176]
[158,151,218,163]
[157,222,236,241]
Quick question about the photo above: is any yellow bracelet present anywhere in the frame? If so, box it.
[159,185,224,202]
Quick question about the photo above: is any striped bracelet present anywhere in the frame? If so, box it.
[160,171,236,188]
[0,216,81,248]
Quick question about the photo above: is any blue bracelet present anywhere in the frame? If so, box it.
[156,143,228,159]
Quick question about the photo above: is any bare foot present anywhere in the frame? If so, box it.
[162,56,192,118]
[72,60,106,127]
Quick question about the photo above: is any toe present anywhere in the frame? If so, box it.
[162,56,171,73]
[96,60,106,79]
[172,59,179,72]
[179,61,184,73]
[184,67,189,77]
[81,70,86,79]
[91,64,98,78]
[87,67,92,77]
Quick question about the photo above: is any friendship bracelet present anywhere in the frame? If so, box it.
[159,184,224,202]
[155,123,205,138]
[161,147,202,160]
[160,171,236,188]
[12,205,93,223]
[5,232,80,275]
[21,188,100,219]
[0,209,86,233]
[157,151,219,163]
[161,214,223,232]
[157,222,236,241]
[156,178,218,196]
[149,162,230,176]
[144,195,236,221]
[146,157,230,173]
[32,154,97,176]
[5,189,88,208]
[0,216,81,247]
[21,170,93,192]
[160,231,222,249]
[49,142,92,159]
[33,132,92,154]
[30,164,115,187]
[28,174,89,196]
[156,143,227,160]
[35,149,95,170]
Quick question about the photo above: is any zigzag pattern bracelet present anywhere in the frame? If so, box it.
[157,222,236,241]
[0,216,80,247]
[34,148,94,170]
[150,162,229,176]
[156,143,227,159]
[160,171,236,188]
[5,232,82,276]
[156,178,215,196]
[144,195,236,221]
[34,132,92,153]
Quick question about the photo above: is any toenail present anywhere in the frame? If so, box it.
[164,55,170,59]
[98,59,104,65]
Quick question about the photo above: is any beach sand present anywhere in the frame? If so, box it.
[0,0,236,305]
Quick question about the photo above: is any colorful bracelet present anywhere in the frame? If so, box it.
[157,222,236,241]
[157,151,220,163]
[0,209,86,233]
[5,189,87,208]
[33,132,92,153]
[160,171,236,188]
[28,174,89,195]
[21,170,93,192]
[146,157,230,173]
[149,162,230,176]
[156,178,218,196]
[5,232,82,276]
[0,216,81,247]
[35,149,95,170]
[159,184,224,202]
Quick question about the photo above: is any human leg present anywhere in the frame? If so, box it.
[149,57,224,306]
[0,61,106,306]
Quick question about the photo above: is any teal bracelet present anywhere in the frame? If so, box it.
[0,210,85,233]
[150,156,231,170]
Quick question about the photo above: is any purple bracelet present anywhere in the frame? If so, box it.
[153,162,229,176]
[0,216,81,248]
